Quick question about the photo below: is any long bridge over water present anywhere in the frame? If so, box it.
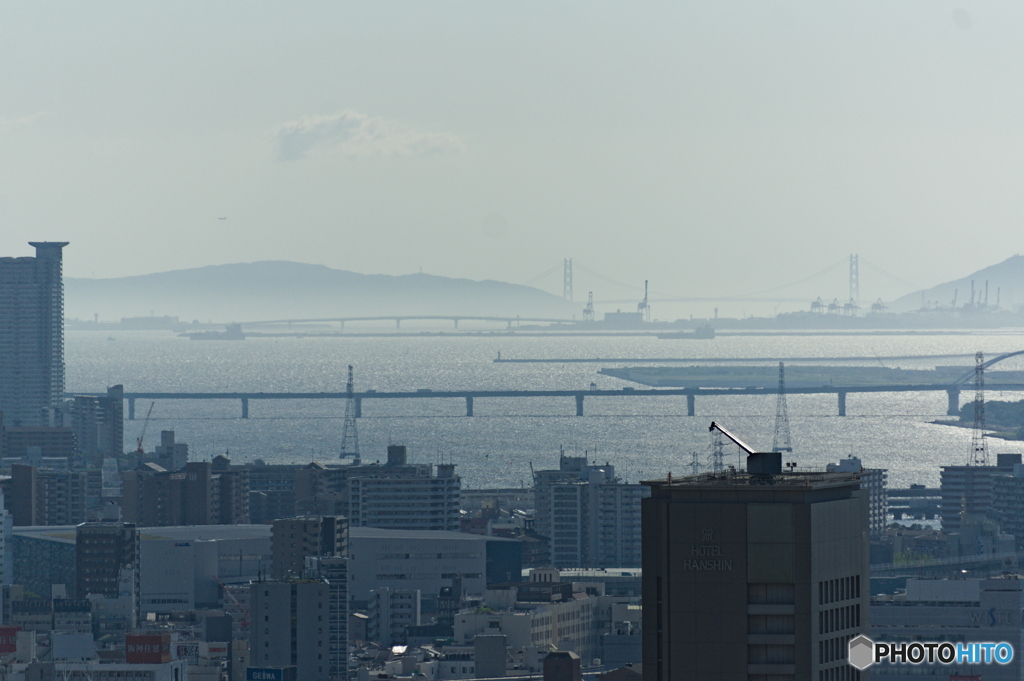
[69,352,1024,420]
[68,383,1024,420]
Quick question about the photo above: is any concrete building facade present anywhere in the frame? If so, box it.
[642,459,870,681]
[250,579,332,681]
[0,242,68,427]
[534,453,648,568]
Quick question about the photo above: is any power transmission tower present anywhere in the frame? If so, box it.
[340,364,360,461]
[709,427,724,473]
[563,259,573,301]
[689,450,702,476]
[970,351,988,466]
[772,362,793,452]
[849,254,859,303]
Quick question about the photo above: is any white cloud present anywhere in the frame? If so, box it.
[0,114,42,132]
[274,109,463,160]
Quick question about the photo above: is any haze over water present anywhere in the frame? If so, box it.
[67,329,1024,490]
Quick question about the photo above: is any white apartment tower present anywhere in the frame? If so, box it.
[0,242,68,426]
[534,452,648,568]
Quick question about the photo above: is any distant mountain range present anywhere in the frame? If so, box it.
[65,261,581,322]
[890,255,1024,313]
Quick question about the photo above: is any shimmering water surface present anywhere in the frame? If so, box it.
[66,329,1024,490]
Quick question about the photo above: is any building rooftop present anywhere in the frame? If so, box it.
[643,468,862,490]
[350,527,518,542]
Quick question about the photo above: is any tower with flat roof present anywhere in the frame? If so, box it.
[642,452,870,680]
[0,242,69,426]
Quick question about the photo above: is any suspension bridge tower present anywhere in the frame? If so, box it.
[563,258,573,301]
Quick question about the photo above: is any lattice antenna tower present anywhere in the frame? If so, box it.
[772,361,793,452]
[709,427,725,472]
[849,254,859,303]
[340,364,359,460]
[970,351,988,466]
[563,258,573,301]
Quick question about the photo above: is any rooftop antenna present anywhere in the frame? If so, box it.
[772,362,793,452]
[340,365,360,461]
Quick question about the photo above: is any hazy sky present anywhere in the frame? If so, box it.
[2,2,1022,318]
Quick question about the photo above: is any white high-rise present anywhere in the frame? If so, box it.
[0,242,68,426]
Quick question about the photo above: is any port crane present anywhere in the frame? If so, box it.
[135,402,155,454]
[582,292,595,322]
[637,280,650,323]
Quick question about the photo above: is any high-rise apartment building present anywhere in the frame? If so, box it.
[69,385,124,465]
[533,453,648,568]
[0,242,68,427]
[295,446,462,532]
[642,453,870,681]
[940,454,1020,534]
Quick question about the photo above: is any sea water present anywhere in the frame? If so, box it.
[66,329,1024,490]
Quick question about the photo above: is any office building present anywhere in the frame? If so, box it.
[347,527,521,608]
[0,242,68,427]
[871,577,1024,680]
[250,579,332,681]
[642,454,870,680]
[534,452,649,568]
[75,523,139,602]
[271,515,347,580]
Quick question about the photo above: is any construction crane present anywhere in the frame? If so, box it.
[217,577,250,633]
[772,362,793,452]
[637,280,650,323]
[582,292,595,322]
[135,402,155,454]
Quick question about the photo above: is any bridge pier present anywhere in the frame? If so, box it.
[241,398,249,419]
[355,398,362,418]
[687,394,695,416]
[395,319,401,329]
[947,387,960,416]
[454,319,459,329]
[466,396,473,416]
[575,394,584,416]
[838,391,847,417]
[128,398,135,420]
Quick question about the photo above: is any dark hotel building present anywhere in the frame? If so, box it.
[642,452,870,681]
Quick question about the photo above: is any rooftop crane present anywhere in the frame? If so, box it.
[135,401,155,454]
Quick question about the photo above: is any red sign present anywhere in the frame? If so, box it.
[0,627,19,653]
[126,634,171,664]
